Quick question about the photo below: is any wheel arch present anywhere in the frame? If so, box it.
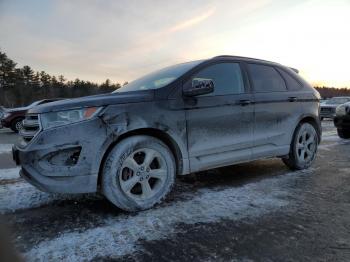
[97,128,185,187]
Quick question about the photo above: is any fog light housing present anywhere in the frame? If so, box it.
[47,147,82,166]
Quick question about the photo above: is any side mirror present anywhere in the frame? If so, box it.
[183,78,214,97]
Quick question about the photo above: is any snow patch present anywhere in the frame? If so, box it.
[321,135,340,142]
[0,144,13,154]
[322,131,337,137]
[0,182,63,213]
[0,178,99,213]
[26,170,311,262]
[0,167,21,180]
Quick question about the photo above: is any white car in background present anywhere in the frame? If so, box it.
[320,97,350,120]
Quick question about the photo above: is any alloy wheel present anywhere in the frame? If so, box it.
[119,148,168,200]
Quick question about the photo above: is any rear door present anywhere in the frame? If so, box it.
[184,61,254,172]
[246,63,302,159]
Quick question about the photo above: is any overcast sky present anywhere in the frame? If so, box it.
[0,0,349,87]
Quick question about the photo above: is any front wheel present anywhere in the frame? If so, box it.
[101,135,176,212]
[282,122,319,170]
[10,118,24,133]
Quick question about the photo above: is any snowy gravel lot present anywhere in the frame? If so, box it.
[1,121,350,261]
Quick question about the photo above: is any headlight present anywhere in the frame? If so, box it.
[2,112,10,119]
[40,107,102,130]
[336,104,349,116]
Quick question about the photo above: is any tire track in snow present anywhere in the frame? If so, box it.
[25,169,313,262]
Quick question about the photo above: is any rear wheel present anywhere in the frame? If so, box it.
[101,135,176,212]
[337,128,350,139]
[10,118,24,133]
[282,122,318,170]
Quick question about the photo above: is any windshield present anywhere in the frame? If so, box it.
[325,97,350,105]
[113,60,203,93]
[28,100,42,107]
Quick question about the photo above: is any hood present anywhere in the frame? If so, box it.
[29,90,155,114]
[4,105,32,113]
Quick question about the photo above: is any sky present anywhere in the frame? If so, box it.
[0,0,349,88]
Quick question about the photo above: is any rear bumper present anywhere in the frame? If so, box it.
[334,115,350,129]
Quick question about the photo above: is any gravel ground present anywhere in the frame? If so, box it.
[0,121,350,261]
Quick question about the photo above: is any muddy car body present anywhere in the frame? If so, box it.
[13,56,321,211]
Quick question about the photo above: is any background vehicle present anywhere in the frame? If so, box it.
[320,97,350,120]
[13,56,321,212]
[1,99,62,132]
[334,102,350,138]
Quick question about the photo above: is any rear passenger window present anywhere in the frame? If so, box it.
[189,63,244,96]
[276,68,302,90]
[247,64,287,92]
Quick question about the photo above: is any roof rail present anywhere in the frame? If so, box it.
[212,55,275,64]
[289,67,299,74]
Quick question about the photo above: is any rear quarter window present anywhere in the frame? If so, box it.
[247,63,287,93]
[276,68,303,91]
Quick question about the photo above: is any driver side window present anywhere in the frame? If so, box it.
[188,62,244,96]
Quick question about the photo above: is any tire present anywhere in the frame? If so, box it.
[337,129,350,139]
[282,122,319,170]
[101,135,176,212]
[10,118,24,133]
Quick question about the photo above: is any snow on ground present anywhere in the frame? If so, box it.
[0,167,20,180]
[0,182,63,214]
[0,167,98,213]
[25,169,313,262]
[0,180,93,214]
[0,128,12,134]
[0,144,13,154]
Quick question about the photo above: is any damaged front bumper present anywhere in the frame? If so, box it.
[13,118,110,194]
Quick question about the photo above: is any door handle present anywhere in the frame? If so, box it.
[288,97,297,102]
[239,99,251,106]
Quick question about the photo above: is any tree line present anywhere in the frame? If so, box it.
[1,50,349,107]
[314,86,350,99]
[0,50,124,107]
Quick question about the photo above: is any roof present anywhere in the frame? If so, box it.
[211,55,300,73]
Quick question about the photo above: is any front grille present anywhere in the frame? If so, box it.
[321,107,335,113]
[20,114,41,144]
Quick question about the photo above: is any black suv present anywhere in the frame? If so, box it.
[13,55,321,211]
[334,102,350,138]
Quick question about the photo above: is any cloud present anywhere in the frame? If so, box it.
[169,7,216,32]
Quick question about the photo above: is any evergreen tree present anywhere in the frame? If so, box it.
[22,65,34,85]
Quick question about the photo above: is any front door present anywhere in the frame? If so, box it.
[184,61,254,172]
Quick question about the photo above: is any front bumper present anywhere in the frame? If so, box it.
[334,115,350,129]
[320,112,336,119]
[0,119,10,128]
[12,118,109,194]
